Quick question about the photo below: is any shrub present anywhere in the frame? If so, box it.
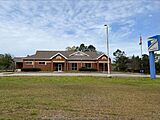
[79,67,97,72]
[21,68,41,72]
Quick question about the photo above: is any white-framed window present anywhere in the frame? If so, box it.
[25,62,33,65]
[85,63,91,68]
[38,62,46,65]
[71,63,77,70]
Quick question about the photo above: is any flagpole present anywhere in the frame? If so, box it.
[141,39,143,70]
[140,39,142,59]
[140,35,143,73]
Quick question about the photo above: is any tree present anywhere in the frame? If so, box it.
[0,54,14,70]
[113,49,150,73]
[127,55,141,72]
[66,44,97,52]
[65,46,77,51]
[78,44,87,52]
[141,54,149,73]
[113,49,129,71]
[88,45,96,52]
[154,53,159,62]
[155,53,160,73]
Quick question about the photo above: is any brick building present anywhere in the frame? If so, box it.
[14,51,111,72]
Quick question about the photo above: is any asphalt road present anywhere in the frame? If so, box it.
[0,72,159,78]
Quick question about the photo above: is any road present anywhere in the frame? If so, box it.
[0,72,159,78]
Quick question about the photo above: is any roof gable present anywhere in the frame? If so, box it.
[97,54,111,61]
[69,51,89,57]
[97,54,106,60]
[23,50,107,60]
[50,52,67,59]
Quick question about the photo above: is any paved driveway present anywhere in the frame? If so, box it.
[0,72,159,78]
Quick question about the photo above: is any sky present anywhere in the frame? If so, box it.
[0,0,160,58]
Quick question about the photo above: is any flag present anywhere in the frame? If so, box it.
[139,35,142,45]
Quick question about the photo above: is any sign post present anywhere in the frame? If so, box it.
[148,35,160,79]
[149,51,156,79]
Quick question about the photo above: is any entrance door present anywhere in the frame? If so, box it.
[58,64,62,72]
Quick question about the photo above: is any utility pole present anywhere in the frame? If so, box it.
[104,24,111,75]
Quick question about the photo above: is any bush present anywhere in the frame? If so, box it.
[79,67,97,72]
[21,68,41,72]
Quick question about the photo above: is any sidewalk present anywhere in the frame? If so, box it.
[0,72,158,78]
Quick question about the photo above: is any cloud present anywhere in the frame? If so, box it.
[0,0,159,58]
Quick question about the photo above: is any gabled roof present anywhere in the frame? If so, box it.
[14,57,24,62]
[23,51,73,60]
[50,52,68,59]
[69,51,89,57]
[23,50,106,60]
[97,54,107,60]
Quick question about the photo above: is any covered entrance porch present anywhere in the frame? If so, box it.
[98,61,109,72]
[99,63,108,72]
[53,62,65,72]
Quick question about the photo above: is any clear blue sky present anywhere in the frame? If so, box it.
[0,0,160,58]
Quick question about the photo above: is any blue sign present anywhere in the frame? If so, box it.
[148,35,160,52]
[148,35,160,79]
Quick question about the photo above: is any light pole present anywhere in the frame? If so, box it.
[104,24,111,75]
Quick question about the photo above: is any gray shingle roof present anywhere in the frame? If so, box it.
[24,51,105,60]
[14,57,24,62]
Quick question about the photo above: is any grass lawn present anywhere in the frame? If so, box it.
[0,77,160,120]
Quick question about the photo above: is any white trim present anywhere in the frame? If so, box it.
[69,51,89,57]
[71,63,77,70]
[68,61,96,63]
[99,61,109,63]
[85,63,92,68]
[52,61,65,63]
[97,54,106,60]
[25,61,33,65]
[35,61,51,63]
[38,61,46,65]
[50,52,68,59]
[23,58,50,60]
[58,64,62,72]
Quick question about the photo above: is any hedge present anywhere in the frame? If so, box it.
[21,68,41,72]
[79,67,97,71]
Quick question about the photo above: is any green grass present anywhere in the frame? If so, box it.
[0,76,160,119]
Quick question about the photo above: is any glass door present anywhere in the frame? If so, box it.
[58,64,62,72]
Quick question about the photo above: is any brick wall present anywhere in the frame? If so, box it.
[23,59,110,72]
[34,62,51,71]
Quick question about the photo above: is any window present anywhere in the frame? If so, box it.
[71,63,77,70]
[85,63,91,68]
[25,62,32,65]
[39,62,45,65]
